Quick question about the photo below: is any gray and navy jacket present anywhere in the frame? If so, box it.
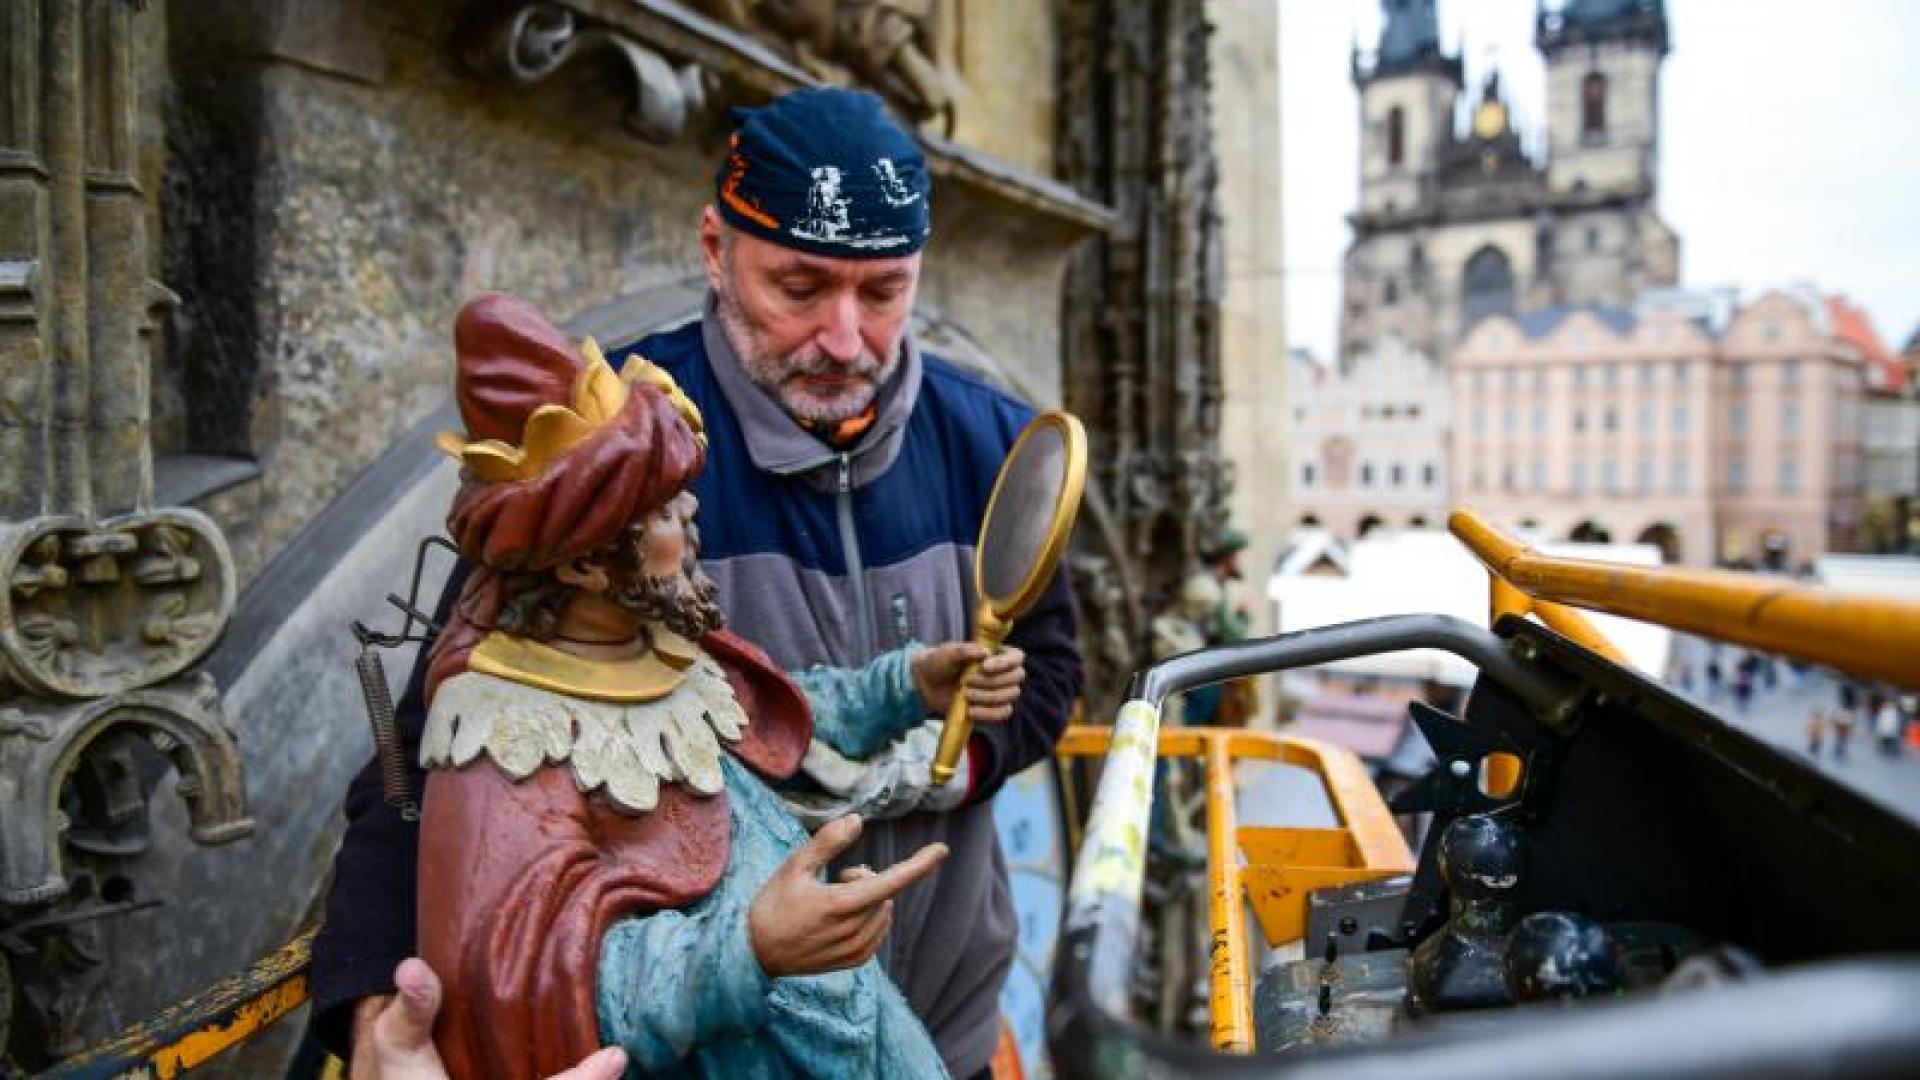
[310,305,1083,1079]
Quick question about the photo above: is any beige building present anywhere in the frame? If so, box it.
[1451,289,1868,566]
[1288,337,1451,541]
[1341,0,1678,364]
[1212,0,1288,628]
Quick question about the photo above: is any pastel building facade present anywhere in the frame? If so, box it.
[1450,289,1867,566]
[1288,337,1452,542]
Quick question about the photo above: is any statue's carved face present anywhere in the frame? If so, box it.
[603,491,725,640]
[704,208,921,425]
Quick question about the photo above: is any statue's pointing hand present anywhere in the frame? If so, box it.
[747,813,949,977]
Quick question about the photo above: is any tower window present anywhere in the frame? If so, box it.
[1383,278,1399,305]
[1461,245,1516,332]
[1387,106,1405,168]
[1582,72,1607,136]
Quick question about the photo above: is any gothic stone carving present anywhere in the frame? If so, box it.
[0,511,236,700]
[458,0,953,146]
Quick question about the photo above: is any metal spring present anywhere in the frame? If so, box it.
[356,648,419,822]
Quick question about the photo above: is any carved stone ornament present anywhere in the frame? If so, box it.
[0,674,253,905]
[1,509,237,701]
[461,3,713,143]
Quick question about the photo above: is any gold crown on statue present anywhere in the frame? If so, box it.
[434,338,706,484]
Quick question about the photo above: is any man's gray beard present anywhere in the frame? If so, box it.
[714,278,900,425]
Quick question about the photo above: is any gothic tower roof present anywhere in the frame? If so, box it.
[1537,0,1669,54]
[1356,0,1463,85]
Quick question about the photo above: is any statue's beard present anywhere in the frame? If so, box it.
[609,525,725,640]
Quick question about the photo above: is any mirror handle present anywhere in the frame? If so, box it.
[931,607,1010,785]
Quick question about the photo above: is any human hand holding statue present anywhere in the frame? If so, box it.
[348,960,628,1080]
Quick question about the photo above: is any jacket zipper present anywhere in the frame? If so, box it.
[834,452,877,658]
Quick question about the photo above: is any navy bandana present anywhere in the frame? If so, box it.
[714,89,932,259]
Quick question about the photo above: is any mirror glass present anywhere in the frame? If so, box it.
[979,423,1069,607]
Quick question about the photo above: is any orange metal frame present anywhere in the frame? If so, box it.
[1453,509,1920,691]
[1059,725,1414,1052]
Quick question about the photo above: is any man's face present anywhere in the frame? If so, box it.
[702,207,920,425]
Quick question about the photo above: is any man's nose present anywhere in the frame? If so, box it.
[814,292,862,362]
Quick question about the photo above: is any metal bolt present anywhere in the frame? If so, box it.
[1449,758,1471,778]
[1339,916,1359,936]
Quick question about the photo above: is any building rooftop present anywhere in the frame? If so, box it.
[1516,304,1638,340]
[1829,295,1905,392]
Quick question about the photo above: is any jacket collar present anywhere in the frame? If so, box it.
[700,293,921,488]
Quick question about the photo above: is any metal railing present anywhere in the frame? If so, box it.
[1452,509,1920,690]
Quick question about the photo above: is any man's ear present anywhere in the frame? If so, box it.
[699,206,727,292]
[554,558,612,594]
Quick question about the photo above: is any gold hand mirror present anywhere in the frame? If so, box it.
[931,410,1088,785]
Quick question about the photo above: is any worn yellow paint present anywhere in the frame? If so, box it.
[1453,508,1920,690]
[1059,724,1413,1053]
[1489,553,1630,665]
[148,977,308,1077]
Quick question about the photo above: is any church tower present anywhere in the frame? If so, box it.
[1352,0,1462,218]
[1536,0,1678,303]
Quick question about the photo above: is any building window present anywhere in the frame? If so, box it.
[1729,363,1749,389]
[1472,467,1486,491]
[1382,404,1398,419]
[1637,459,1653,493]
[1301,461,1316,488]
[1503,368,1518,392]
[1503,406,1517,435]
[1581,71,1607,135]
[1390,462,1405,487]
[1585,225,1600,252]
[1601,461,1617,492]
[1573,409,1587,433]
[1727,457,1746,493]
[1532,405,1547,435]
[1387,106,1405,168]
[1573,365,1588,389]
[1782,401,1800,438]
[1781,359,1799,387]
[1779,458,1799,493]
[1603,363,1618,388]
[1361,462,1375,488]
[1672,404,1689,435]
[1473,369,1486,392]
[1422,461,1437,488]
[1571,461,1587,494]
[1472,408,1486,436]
[1730,402,1748,437]
[1603,407,1618,432]
[1501,464,1516,492]
[1532,368,1547,393]
[1462,245,1517,332]
[1383,278,1400,306]
[1639,361,1655,386]
[1671,458,1689,494]
[1532,459,1547,492]
[1408,404,1422,419]
[1638,404,1654,435]
[1673,360,1689,385]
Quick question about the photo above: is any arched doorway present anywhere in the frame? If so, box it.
[1407,514,1429,529]
[1568,519,1612,543]
[1635,522,1682,563]
[1461,245,1516,332]
[1357,513,1386,539]
[1298,513,1323,529]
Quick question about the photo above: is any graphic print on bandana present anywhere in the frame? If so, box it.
[872,158,922,208]
[790,163,912,250]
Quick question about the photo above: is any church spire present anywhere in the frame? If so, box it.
[1355,0,1462,85]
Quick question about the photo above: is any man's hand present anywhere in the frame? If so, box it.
[348,958,628,1080]
[747,814,948,977]
[911,642,1027,722]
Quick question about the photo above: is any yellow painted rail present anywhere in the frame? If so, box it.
[1059,725,1414,1053]
[1453,509,1920,691]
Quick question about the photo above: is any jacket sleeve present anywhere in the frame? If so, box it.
[307,560,470,1058]
[595,889,772,1071]
[966,564,1082,802]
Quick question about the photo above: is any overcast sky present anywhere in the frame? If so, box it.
[1279,0,1920,362]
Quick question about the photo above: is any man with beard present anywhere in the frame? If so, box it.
[313,88,1083,1080]
[415,292,955,1078]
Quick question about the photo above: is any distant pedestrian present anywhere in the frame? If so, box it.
[1731,666,1753,713]
[1833,709,1856,760]
[1705,657,1724,702]
[1807,710,1827,756]
[1876,699,1904,757]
